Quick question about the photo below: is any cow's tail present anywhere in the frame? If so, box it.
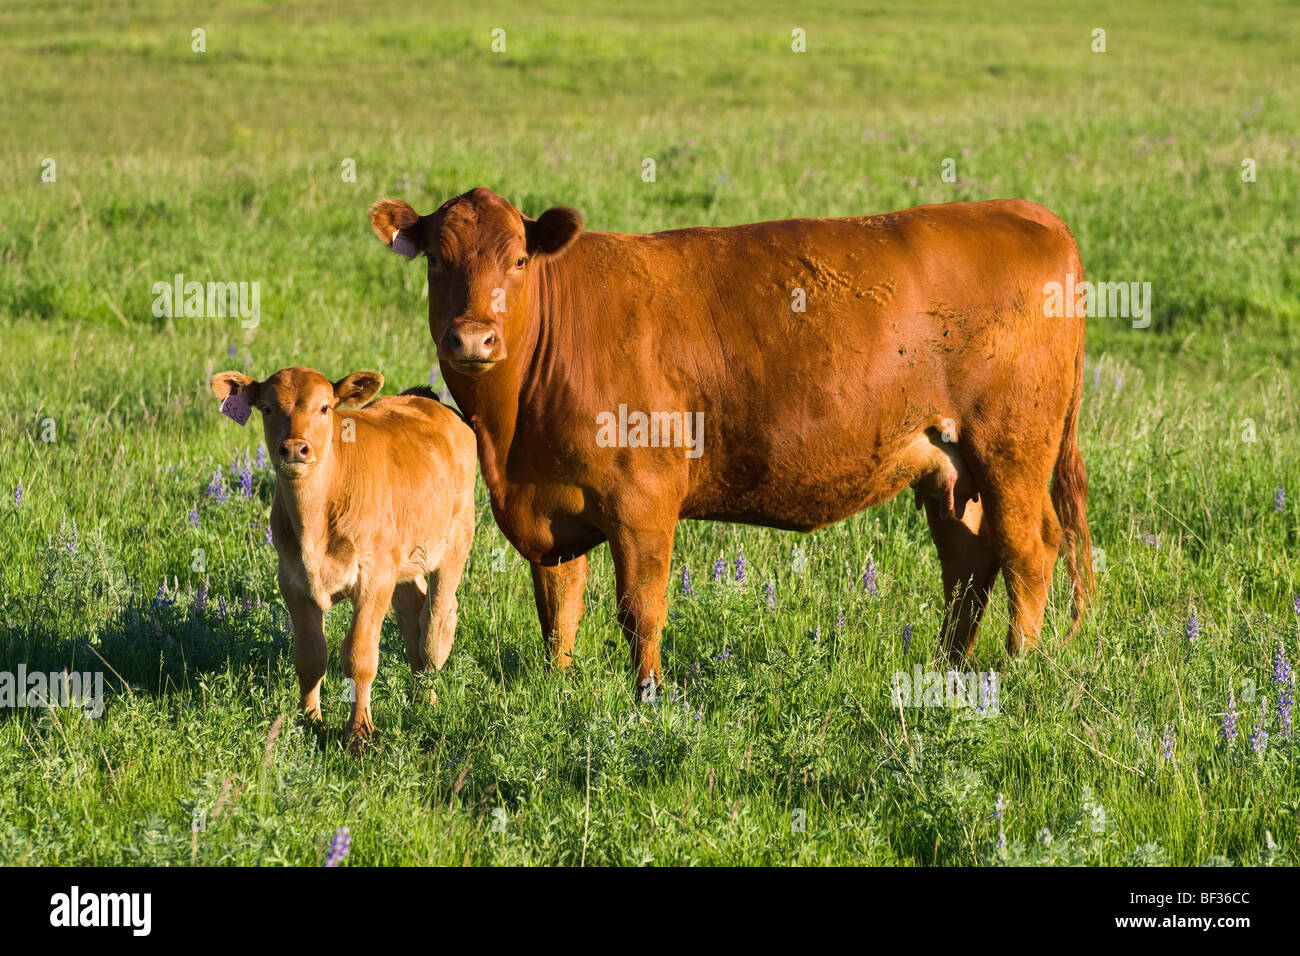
[1052,328,1094,638]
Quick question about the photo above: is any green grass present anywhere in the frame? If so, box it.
[1,0,1298,865]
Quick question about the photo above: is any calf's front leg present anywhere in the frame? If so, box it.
[280,574,327,724]
[341,570,397,748]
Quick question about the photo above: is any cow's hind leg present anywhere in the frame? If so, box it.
[987,492,1063,655]
[531,554,588,669]
[925,496,1000,664]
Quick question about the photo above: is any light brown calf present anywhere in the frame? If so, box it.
[211,366,477,747]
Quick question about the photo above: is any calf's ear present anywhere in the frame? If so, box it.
[525,206,583,257]
[334,370,384,408]
[369,198,423,259]
[211,371,257,402]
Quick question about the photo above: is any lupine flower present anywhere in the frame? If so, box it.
[194,579,209,616]
[1250,699,1268,755]
[712,553,726,583]
[13,481,23,507]
[902,622,914,649]
[835,611,846,628]
[764,580,775,609]
[205,469,227,503]
[227,343,237,357]
[993,793,1005,820]
[717,646,730,661]
[255,445,268,469]
[323,827,351,867]
[811,626,821,643]
[680,566,694,595]
[153,581,174,608]
[188,504,200,528]
[1293,594,1300,618]
[1222,690,1238,743]
[861,559,878,596]
[1274,644,1292,685]
[1138,533,1161,548]
[239,467,254,499]
[1162,724,1175,761]
[734,548,747,587]
[1185,607,1199,642]
[216,596,228,622]
[264,524,273,546]
[1274,486,1287,513]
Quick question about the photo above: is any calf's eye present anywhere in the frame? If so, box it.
[320,405,329,415]
[515,256,528,269]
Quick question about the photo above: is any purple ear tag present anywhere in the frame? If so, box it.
[220,390,252,426]
[391,229,419,260]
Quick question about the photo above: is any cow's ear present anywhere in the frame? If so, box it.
[525,206,583,257]
[211,371,257,403]
[334,370,384,408]
[369,198,424,260]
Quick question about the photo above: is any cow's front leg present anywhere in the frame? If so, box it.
[341,570,396,750]
[608,522,676,700]
[530,554,588,669]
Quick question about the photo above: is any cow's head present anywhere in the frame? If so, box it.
[369,187,583,375]
[211,367,383,479]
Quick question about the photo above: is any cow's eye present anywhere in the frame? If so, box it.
[320,404,329,415]
[514,256,528,269]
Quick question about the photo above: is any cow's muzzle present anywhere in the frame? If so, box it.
[278,439,315,471]
[441,325,505,373]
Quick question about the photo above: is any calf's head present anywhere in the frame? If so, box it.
[210,367,384,478]
[369,187,582,375]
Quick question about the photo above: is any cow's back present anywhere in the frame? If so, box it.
[526,200,1084,531]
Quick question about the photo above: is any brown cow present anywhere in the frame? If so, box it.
[210,366,477,745]
[369,188,1093,700]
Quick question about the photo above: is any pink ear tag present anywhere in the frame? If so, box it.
[220,390,252,426]
[391,229,419,260]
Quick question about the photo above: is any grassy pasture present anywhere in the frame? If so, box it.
[1,0,1298,865]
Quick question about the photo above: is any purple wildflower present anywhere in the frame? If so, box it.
[680,566,694,595]
[1139,533,1161,548]
[861,559,878,596]
[712,553,726,583]
[323,827,351,867]
[153,581,174,608]
[264,523,273,546]
[239,466,254,499]
[1275,645,1294,738]
[734,548,747,587]
[1293,594,1300,618]
[1274,486,1286,513]
[205,468,227,503]
[188,504,200,528]
[1222,690,1238,743]
[902,622,913,649]
[216,596,228,622]
[993,793,1005,820]
[765,580,775,609]
[1185,607,1199,642]
[255,445,268,469]
[717,646,730,661]
[811,626,821,643]
[194,579,209,616]
[1250,700,1268,755]
[13,481,23,507]
[1162,724,1175,761]
[835,610,846,628]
